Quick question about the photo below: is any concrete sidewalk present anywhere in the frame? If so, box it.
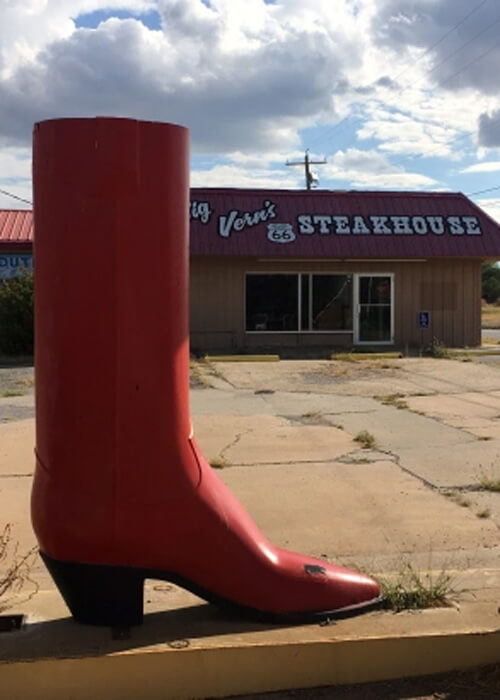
[1,357,499,698]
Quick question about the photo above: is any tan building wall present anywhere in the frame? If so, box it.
[189,257,482,352]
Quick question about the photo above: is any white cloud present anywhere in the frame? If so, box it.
[475,197,500,225]
[371,0,500,95]
[0,0,499,202]
[0,147,32,180]
[191,163,301,189]
[461,161,500,174]
[0,0,369,154]
[0,1,155,78]
[324,148,439,189]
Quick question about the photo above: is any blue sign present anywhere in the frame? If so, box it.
[0,254,33,280]
[419,311,431,329]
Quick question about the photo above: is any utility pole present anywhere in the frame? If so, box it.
[286,150,326,190]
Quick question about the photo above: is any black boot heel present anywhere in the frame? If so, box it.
[40,552,145,626]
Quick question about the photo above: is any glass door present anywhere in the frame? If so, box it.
[354,275,393,344]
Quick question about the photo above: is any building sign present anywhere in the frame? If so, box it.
[0,254,33,279]
[190,199,483,244]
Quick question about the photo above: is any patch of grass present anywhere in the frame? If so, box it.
[444,491,472,508]
[428,337,451,359]
[209,456,230,470]
[302,409,324,419]
[478,476,500,493]
[354,430,377,449]
[476,508,491,519]
[202,358,227,381]
[376,393,408,410]
[189,360,213,389]
[378,562,455,612]
[0,389,25,398]
[301,409,327,425]
[482,303,500,328]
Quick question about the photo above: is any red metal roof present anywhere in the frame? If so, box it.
[2,189,500,258]
[0,209,33,245]
[190,189,500,258]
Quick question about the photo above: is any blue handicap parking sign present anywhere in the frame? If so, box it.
[419,311,431,329]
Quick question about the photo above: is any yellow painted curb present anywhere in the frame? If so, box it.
[205,355,280,362]
[2,630,500,700]
[330,352,403,361]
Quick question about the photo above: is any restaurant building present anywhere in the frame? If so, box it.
[2,188,500,353]
[189,188,500,353]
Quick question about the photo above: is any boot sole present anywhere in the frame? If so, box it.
[41,551,383,627]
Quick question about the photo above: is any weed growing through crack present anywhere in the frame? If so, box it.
[378,562,455,612]
[209,456,230,470]
[0,389,25,398]
[354,430,377,449]
[203,358,227,381]
[478,475,500,493]
[0,523,39,613]
[302,410,324,420]
[444,491,472,508]
[476,509,491,519]
[377,393,408,410]
[189,360,212,389]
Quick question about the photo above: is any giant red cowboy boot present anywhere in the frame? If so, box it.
[31,117,381,626]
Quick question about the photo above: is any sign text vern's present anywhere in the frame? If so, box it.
[190,199,483,243]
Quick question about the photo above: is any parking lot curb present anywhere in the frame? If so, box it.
[2,628,500,699]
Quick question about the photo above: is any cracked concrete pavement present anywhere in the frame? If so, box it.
[1,358,500,700]
[191,357,500,575]
[1,357,499,604]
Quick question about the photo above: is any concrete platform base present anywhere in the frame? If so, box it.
[1,582,500,700]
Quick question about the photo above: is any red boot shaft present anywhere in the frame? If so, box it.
[32,117,381,623]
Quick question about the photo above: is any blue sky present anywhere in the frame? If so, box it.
[1,0,500,222]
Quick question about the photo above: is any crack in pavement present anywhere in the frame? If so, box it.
[219,430,249,461]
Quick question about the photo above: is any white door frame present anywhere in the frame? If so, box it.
[354,273,395,345]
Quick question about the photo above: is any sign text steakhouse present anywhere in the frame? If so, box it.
[296,214,481,236]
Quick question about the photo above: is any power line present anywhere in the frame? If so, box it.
[467,184,500,197]
[306,0,492,154]
[391,0,490,83]
[424,12,500,81]
[384,28,500,173]
[0,187,32,206]
[436,34,500,90]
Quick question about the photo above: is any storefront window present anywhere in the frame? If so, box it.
[246,273,352,332]
[312,275,352,331]
[246,274,299,331]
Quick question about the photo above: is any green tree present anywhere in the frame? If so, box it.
[0,269,34,355]
[482,263,500,304]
